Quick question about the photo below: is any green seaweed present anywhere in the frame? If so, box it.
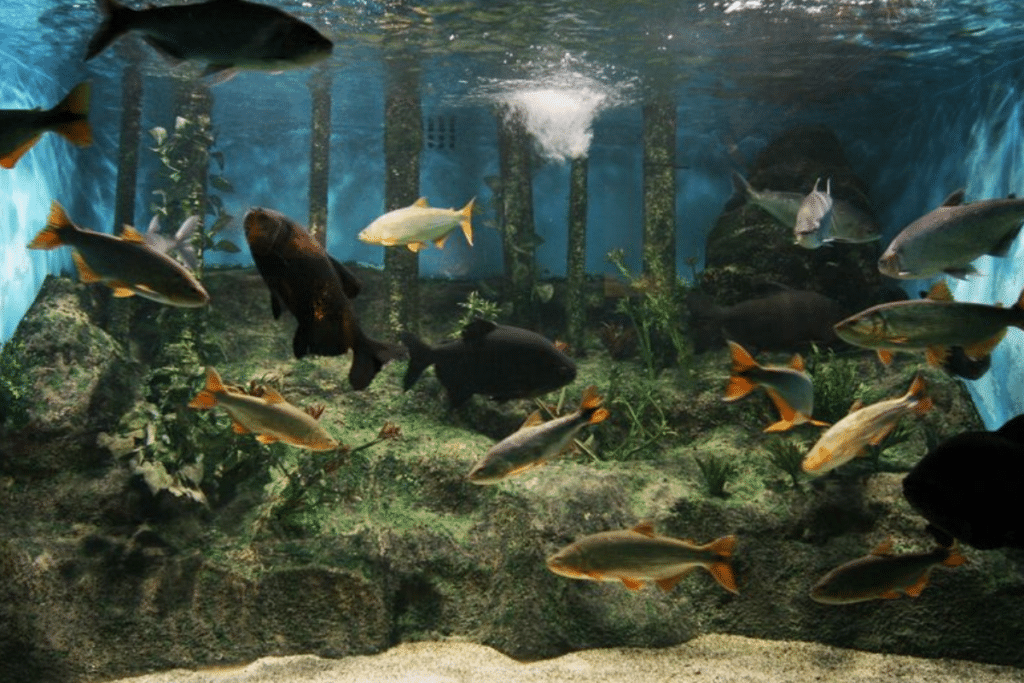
[0,340,30,431]
[763,437,806,490]
[693,453,737,498]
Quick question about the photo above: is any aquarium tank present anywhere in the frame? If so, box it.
[3,1,1024,682]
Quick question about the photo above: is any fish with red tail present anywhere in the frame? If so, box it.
[0,82,91,169]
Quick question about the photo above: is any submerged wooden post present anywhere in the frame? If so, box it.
[497,105,537,328]
[566,156,588,354]
[383,51,421,337]
[308,68,332,247]
[642,98,677,288]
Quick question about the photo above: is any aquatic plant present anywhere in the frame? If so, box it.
[452,290,503,335]
[693,453,737,498]
[0,340,30,431]
[764,437,806,490]
[808,347,865,423]
[602,366,678,461]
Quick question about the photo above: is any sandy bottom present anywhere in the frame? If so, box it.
[112,634,1021,683]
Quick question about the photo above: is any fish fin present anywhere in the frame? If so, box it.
[348,330,405,391]
[903,575,929,597]
[260,388,286,404]
[763,419,795,433]
[85,0,134,60]
[201,65,239,83]
[877,349,894,365]
[727,340,758,373]
[706,534,738,558]
[847,399,864,414]
[433,233,449,250]
[808,418,831,427]
[723,375,756,402]
[553,340,569,352]
[620,578,645,591]
[940,189,966,207]
[461,318,497,341]
[187,368,224,409]
[580,385,602,410]
[460,197,475,246]
[27,202,74,249]
[413,197,429,208]
[256,434,279,444]
[871,538,895,556]
[231,420,248,434]
[71,252,102,283]
[788,354,805,372]
[109,283,135,297]
[631,521,656,537]
[589,408,610,425]
[406,242,422,252]
[520,410,545,428]
[925,346,949,367]
[963,331,1005,360]
[0,134,42,168]
[656,568,697,592]
[943,265,978,280]
[990,226,1022,257]
[765,389,797,421]
[706,560,739,595]
[400,332,434,391]
[120,224,146,243]
[907,373,928,400]
[53,81,92,147]
[925,281,954,301]
[801,447,830,473]
[879,590,903,600]
[330,257,362,299]
[943,545,968,568]
[868,422,897,446]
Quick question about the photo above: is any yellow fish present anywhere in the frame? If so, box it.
[358,197,474,252]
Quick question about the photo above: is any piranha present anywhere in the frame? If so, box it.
[546,522,739,595]
[833,280,1024,367]
[0,81,92,169]
[85,0,333,79]
[468,385,609,484]
[243,207,403,390]
[810,538,966,604]
[188,367,338,451]
[722,341,829,433]
[878,189,1024,280]
[401,319,577,408]
[802,373,931,476]
[793,177,834,249]
[27,201,210,307]
[358,197,475,252]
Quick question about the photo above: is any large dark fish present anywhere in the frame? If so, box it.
[401,319,577,408]
[0,82,91,169]
[243,207,402,390]
[85,0,333,79]
[687,289,846,354]
[903,414,1024,550]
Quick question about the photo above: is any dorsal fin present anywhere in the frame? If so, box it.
[871,538,895,556]
[121,224,147,243]
[940,189,966,207]
[461,318,497,341]
[413,196,429,208]
[261,387,286,405]
[631,521,656,537]
[925,280,954,301]
[788,354,805,372]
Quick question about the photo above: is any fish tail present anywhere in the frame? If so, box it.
[349,330,406,391]
[1012,286,1024,330]
[459,197,475,246]
[27,201,77,250]
[85,0,135,60]
[704,535,740,595]
[730,170,753,200]
[187,367,224,409]
[52,82,92,147]
[580,385,609,424]
[942,542,968,568]
[723,342,758,401]
[906,373,933,415]
[400,331,435,391]
[727,340,758,374]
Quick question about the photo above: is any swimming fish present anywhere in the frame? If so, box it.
[879,189,1024,280]
[188,367,338,450]
[722,341,828,433]
[85,0,333,79]
[401,319,577,408]
[27,201,210,307]
[801,373,931,476]
[467,385,609,484]
[546,522,739,595]
[810,538,966,604]
[144,214,200,271]
[243,207,403,390]
[833,280,1024,366]
[358,197,475,252]
[0,81,91,169]
[793,177,834,249]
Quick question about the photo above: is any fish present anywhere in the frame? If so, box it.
[722,341,829,433]
[85,0,333,79]
[243,207,404,390]
[188,367,338,450]
[467,385,609,484]
[144,214,200,271]
[687,289,846,354]
[0,81,91,169]
[358,197,475,252]
[801,373,931,476]
[401,319,577,408]
[809,538,966,604]
[793,177,834,249]
[903,414,1024,550]
[546,521,739,595]
[878,189,1024,280]
[833,280,1024,367]
[26,201,210,307]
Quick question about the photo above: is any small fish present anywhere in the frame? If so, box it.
[468,386,609,484]
[0,82,91,169]
[801,373,931,476]
[85,0,333,79]
[27,201,210,307]
[810,538,966,604]
[793,177,834,249]
[144,214,200,271]
[358,197,475,252]
[833,280,1024,366]
[401,319,577,408]
[879,189,1024,280]
[722,341,828,433]
[546,522,739,595]
[188,367,338,450]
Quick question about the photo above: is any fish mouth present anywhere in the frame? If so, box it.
[466,466,496,485]
[545,556,585,578]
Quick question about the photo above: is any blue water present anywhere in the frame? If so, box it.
[3,0,1024,426]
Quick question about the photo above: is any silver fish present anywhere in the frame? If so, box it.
[794,177,834,249]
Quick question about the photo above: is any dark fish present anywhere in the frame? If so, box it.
[687,289,846,354]
[903,414,1024,549]
[243,207,402,390]
[401,319,577,408]
[0,82,91,169]
[86,0,333,79]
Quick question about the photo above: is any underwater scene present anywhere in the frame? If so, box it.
[3,1,1024,681]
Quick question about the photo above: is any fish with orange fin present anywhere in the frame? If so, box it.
[467,385,609,484]
[188,367,338,451]
[546,522,739,595]
[810,538,967,604]
[1,82,92,169]
[833,280,1024,367]
[722,341,829,433]
[802,373,931,476]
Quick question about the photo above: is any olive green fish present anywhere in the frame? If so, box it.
[0,82,91,169]
[467,385,608,484]
[546,522,739,595]
[188,367,338,451]
[833,280,1024,367]
[810,538,967,604]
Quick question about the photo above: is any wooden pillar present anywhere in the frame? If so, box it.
[565,156,588,354]
[308,68,332,247]
[641,99,677,287]
[497,105,537,328]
